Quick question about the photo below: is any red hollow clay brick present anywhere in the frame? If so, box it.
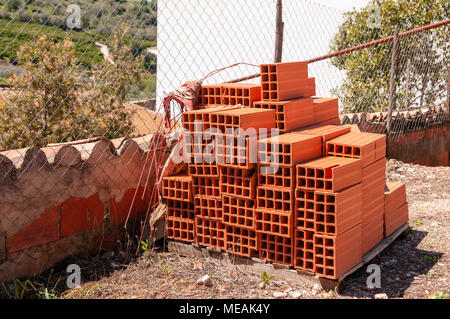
[188,162,219,177]
[313,98,339,124]
[259,233,294,266]
[362,158,386,225]
[195,217,225,249]
[292,125,351,155]
[314,183,363,236]
[7,205,60,253]
[222,195,255,230]
[293,228,315,272]
[221,83,261,107]
[216,130,271,170]
[384,202,409,237]
[254,209,293,238]
[224,225,258,257]
[258,133,322,167]
[296,156,362,192]
[326,132,386,167]
[192,176,221,199]
[313,224,362,279]
[194,196,222,221]
[253,98,315,133]
[209,107,276,133]
[294,188,316,231]
[61,193,104,237]
[162,175,193,202]
[198,84,224,106]
[219,167,256,200]
[166,219,196,243]
[256,186,294,213]
[166,199,196,243]
[362,213,384,255]
[260,62,315,101]
[166,199,195,221]
[258,165,295,189]
[384,182,407,216]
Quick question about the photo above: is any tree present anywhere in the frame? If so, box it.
[330,0,449,113]
[0,25,140,151]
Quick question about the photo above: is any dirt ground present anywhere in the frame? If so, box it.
[13,159,449,299]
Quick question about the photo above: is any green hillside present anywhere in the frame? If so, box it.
[0,0,156,66]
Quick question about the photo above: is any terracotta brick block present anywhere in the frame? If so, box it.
[384,182,407,214]
[362,214,383,255]
[259,233,293,266]
[363,196,384,226]
[209,107,276,133]
[194,196,222,221]
[166,199,195,221]
[256,186,294,213]
[7,205,60,253]
[255,209,293,238]
[195,217,225,249]
[292,124,351,155]
[260,62,315,101]
[224,225,258,257]
[384,203,409,237]
[198,84,224,106]
[221,83,261,107]
[182,106,239,132]
[192,176,221,199]
[166,219,195,243]
[61,193,104,237]
[219,166,256,200]
[313,98,339,123]
[216,131,270,169]
[361,158,386,224]
[314,183,363,236]
[313,224,362,279]
[258,133,322,168]
[258,165,295,189]
[162,175,193,202]
[222,195,255,230]
[296,156,362,192]
[294,188,315,231]
[253,98,315,133]
[326,132,386,167]
[293,228,315,272]
[166,199,196,243]
[188,163,219,177]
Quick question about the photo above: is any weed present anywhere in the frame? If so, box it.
[259,271,274,289]
[428,291,449,299]
[424,255,438,263]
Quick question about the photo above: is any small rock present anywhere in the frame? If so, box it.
[273,291,287,298]
[312,283,321,292]
[374,293,388,299]
[283,287,293,293]
[197,275,212,287]
[289,290,302,298]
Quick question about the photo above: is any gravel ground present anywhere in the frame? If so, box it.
[62,159,449,299]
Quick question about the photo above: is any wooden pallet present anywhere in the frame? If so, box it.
[167,223,410,293]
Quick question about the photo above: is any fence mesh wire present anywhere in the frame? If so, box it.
[0,0,448,296]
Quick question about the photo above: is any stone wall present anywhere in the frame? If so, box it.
[0,135,167,282]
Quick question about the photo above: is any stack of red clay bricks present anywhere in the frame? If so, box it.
[162,61,409,280]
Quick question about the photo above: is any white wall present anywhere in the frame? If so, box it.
[157,0,369,108]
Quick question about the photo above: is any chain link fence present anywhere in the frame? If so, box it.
[0,0,448,296]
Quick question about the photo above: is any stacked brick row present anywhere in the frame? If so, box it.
[162,61,409,280]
